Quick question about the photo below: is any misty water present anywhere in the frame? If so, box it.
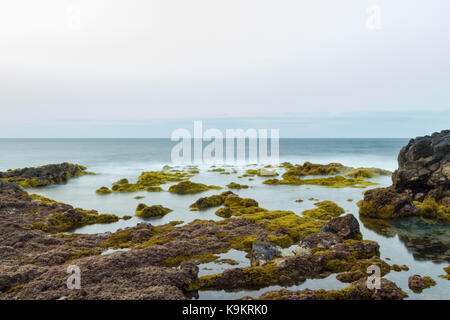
[0,138,448,300]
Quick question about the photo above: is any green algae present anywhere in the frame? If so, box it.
[135,203,172,218]
[100,221,183,249]
[162,251,219,267]
[168,181,221,195]
[190,194,226,210]
[439,266,450,280]
[344,167,391,178]
[263,175,376,188]
[414,198,450,222]
[96,186,112,194]
[358,194,450,222]
[102,170,191,193]
[67,249,102,261]
[2,164,92,188]
[301,201,345,220]
[227,182,249,189]
[31,209,120,233]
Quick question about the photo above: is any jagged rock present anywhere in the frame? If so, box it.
[320,214,360,239]
[393,130,450,199]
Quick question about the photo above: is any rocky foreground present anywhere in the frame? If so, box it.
[0,184,405,300]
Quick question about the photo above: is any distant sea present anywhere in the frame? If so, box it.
[0,138,408,172]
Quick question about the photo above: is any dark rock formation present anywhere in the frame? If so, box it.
[393,130,450,200]
[358,130,449,221]
[0,163,90,188]
[320,214,361,239]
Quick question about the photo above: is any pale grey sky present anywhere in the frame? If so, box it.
[0,0,449,137]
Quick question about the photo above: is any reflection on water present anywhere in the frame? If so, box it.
[362,217,450,263]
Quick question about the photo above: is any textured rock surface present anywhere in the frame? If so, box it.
[320,214,361,239]
[250,278,406,300]
[0,163,90,188]
[393,130,450,200]
[408,275,436,293]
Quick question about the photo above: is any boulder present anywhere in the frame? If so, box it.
[320,214,360,239]
[393,130,449,199]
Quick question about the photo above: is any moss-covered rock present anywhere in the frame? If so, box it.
[227,182,249,189]
[135,203,173,218]
[168,181,221,195]
[96,186,112,194]
[439,266,450,280]
[0,163,92,188]
[302,201,345,220]
[264,175,376,188]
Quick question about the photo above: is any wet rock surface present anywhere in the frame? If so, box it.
[250,278,406,300]
[0,187,398,300]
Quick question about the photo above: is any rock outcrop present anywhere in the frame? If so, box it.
[393,130,450,200]
[408,275,436,293]
[358,130,450,222]
[0,163,91,188]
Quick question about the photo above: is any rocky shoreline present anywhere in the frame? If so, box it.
[0,130,448,300]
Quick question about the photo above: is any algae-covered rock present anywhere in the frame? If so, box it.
[252,277,406,300]
[408,275,436,293]
[227,182,249,189]
[393,130,449,198]
[439,266,450,280]
[0,163,92,188]
[264,175,376,188]
[301,201,345,220]
[135,204,173,218]
[168,181,221,195]
[344,167,391,179]
[96,186,112,194]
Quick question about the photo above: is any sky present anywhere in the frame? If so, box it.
[0,0,449,137]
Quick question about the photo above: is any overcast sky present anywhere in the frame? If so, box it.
[0,0,449,137]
